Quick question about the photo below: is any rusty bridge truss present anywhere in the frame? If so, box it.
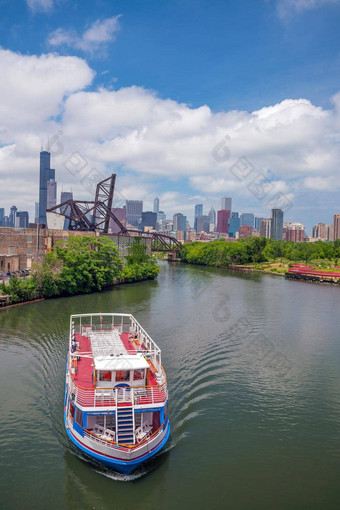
[47,174,181,252]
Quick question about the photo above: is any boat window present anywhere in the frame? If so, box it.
[69,401,74,419]
[99,371,112,381]
[116,370,130,381]
[75,407,83,427]
[133,369,145,381]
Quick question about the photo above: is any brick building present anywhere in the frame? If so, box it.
[239,225,252,238]
[0,227,152,270]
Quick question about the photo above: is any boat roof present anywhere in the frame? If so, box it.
[94,354,149,371]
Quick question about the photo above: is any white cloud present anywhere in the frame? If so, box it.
[0,49,94,136]
[0,48,340,225]
[27,0,54,12]
[277,0,340,18]
[48,16,121,53]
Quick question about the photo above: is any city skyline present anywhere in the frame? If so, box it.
[0,1,340,230]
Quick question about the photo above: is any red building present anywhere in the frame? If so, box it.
[216,210,230,234]
[239,225,252,238]
[282,222,305,242]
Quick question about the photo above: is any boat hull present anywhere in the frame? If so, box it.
[64,410,170,475]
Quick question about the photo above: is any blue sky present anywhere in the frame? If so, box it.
[0,0,340,231]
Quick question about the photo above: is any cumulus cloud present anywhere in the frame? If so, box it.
[27,0,54,12]
[0,49,94,136]
[277,0,340,18]
[0,48,340,224]
[48,16,121,53]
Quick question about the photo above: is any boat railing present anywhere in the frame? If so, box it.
[83,420,167,452]
[68,375,168,408]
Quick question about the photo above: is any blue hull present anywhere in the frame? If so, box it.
[64,411,170,475]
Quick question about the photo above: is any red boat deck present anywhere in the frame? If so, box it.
[71,331,161,397]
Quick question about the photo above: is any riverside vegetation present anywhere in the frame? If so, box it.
[0,236,159,305]
[180,237,340,273]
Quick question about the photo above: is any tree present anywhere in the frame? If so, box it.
[126,238,153,265]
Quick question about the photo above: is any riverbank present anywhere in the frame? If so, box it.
[0,236,160,308]
[179,238,340,283]
[0,269,159,311]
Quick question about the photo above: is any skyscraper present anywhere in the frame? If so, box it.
[109,207,127,234]
[254,217,264,231]
[60,191,73,229]
[194,204,203,231]
[217,210,230,234]
[208,207,216,230]
[15,211,29,228]
[9,205,17,227]
[228,212,240,237]
[141,211,157,230]
[126,200,143,226]
[221,197,232,211]
[0,208,4,226]
[61,191,73,204]
[312,223,327,240]
[259,219,271,238]
[334,214,340,240]
[196,215,210,233]
[240,213,254,229]
[283,222,305,242]
[173,213,187,232]
[39,150,55,225]
[271,209,284,240]
[47,179,57,209]
[153,197,160,214]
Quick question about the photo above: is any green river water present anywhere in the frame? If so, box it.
[0,261,339,510]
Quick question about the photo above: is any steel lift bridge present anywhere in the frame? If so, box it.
[47,174,181,253]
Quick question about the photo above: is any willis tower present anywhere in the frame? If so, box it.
[39,149,55,225]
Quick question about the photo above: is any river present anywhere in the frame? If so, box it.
[0,261,339,509]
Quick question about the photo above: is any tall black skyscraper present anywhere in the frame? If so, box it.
[39,150,55,225]
[271,208,284,240]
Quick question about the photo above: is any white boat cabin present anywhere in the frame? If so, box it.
[94,355,149,388]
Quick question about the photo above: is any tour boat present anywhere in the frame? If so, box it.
[64,313,170,475]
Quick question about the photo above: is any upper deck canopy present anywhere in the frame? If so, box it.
[94,354,149,371]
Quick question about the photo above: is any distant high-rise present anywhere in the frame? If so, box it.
[61,191,73,204]
[153,197,160,214]
[0,208,4,226]
[141,211,157,231]
[271,209,284,240]
[283,222,304,242]
[9,205,17,227]
[254,217,264,231]
[109,207,127,234]
[333,214,340,240]
[60,192,73,229]
[221,197,232,211]
[39,150,55,225]
[240,213,254,229]
[328,224,334,242]
[312,223,327,240]
[126,200,143,227]
[196,215,210,233]
[259,218,271,238]
[173,213,187,232]
[228,212,240,238]
[15,211,29,228]
[239,225,252,239]
[194,204,203,231]
[47,179,57,210]
[208,207,216,230]
[156,211,166,230]
[217,210,230,234]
